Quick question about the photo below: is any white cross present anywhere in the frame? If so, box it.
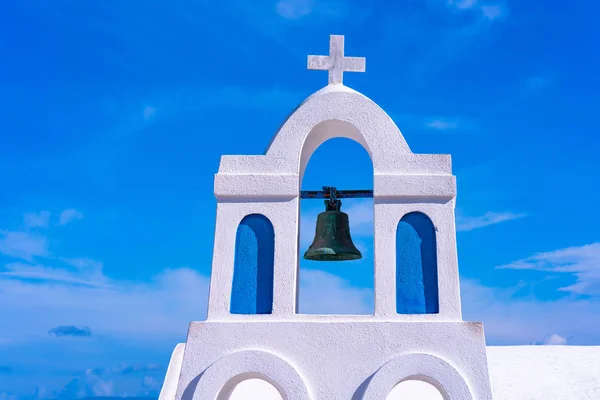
[308,35,366,85]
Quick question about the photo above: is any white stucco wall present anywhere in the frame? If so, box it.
[209,84,461,321]
[171,320,491,399]
[161,344,600,400]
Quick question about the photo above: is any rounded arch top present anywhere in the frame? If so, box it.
[266,85,412,177]
[189,349,312,400]
[362,353,473,400]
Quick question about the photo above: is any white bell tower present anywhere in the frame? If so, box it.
[161,35,494,400]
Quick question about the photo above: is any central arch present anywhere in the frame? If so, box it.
[299,119,370,184]
[264,86,412,179]
[297,136,374,315]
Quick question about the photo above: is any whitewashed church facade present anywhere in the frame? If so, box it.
[159,36,600,400]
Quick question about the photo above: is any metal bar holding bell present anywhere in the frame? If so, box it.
[300,186,373,199]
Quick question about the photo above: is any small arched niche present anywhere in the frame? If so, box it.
[386,378,445,400]
[396,212,439,314]
[231,214,275,314]
[297,133,374,315]
[227,378,284,400]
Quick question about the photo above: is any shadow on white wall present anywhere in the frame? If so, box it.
[226,378,444,399]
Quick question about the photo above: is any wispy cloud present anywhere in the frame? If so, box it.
[24,211,51,229]
[275,0,314,19]
[140,376,161,395]
[0,230,49,261]
[58,209,84,226]
[274,0,350,20]
[456,211,527,232]
[448,0,478,10]
[90,363,161,376]
[397,0,508,80]
[45,366,163,399]
[57,370,114,399]
[0,203,376,343]
[393,114,476,133]
[0,210,208,343]
[496,243,600,296]
[48,325,92,338]
[426,119,459,130]
[1,261,109,288]
[446,0,507,20]
[480,4,506,20]
[0,392,18,400]
[461,278,600,344]
[299,269,373,314]
[0,267,209,342]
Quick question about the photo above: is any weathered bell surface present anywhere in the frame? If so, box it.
[304,200,362,261]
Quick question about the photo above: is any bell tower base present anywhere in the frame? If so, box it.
[171,319,493,399]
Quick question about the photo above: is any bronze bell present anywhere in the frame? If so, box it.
[304,198,362,261]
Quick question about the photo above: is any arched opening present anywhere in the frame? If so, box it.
[297,134,374,315]
[231,214,275,314]
[227,379,284,400]
[192,350,311,400]
[386,379,445,400]
[396,212,439,314]
[362,353,472,400]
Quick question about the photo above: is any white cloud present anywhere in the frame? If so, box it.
[480,4,506,20]
[57,370,114,398]
[275,0,314,19]
[426,119,459,130]
[542,334,567,345]
[496,243,600,296]
[1,261,109,288]
[448,0,478,10]
[0,230,49,261]
[0,203,376,343]
[424,117,478,131]
[0,267,210,343]
[298,269,373,314]
[456,211,527,232]
[140,376,161,395]
[446,0,506,20]
[58,209,83,226]
[0,262,378,343]
[339,200,374,237]
[274,0,351,20]
[460,279,600,345]
[402,0,508,80]
[24,211,51,229]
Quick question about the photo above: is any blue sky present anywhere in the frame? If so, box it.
[1,0,600,398]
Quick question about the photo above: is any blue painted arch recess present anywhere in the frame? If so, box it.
[396,212,439,314]
[230,214,275,314]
